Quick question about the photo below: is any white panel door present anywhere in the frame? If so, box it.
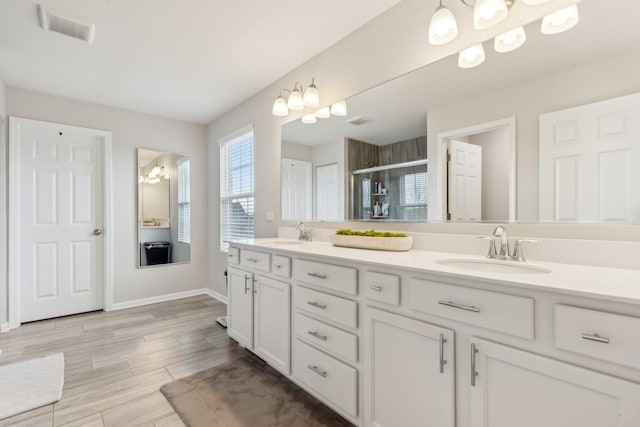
[448,139,482,221]
[254,275,290,375]
[364,307,455,427]
[539,93,640,221]
[19,120,104,322]
[470,337,640,427]
[281,158,312,220]
[316,163,339,220]
[227,267,253,348]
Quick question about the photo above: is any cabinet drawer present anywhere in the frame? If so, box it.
[294,312,358,363]
[294,286,358,329]
[271,255,291,278]
[364,271,400,306]
[293,339,358,418]
[293,259,357,295]
[227,247,240,265]
[409,278,534,340]
[555,305,640,370]
[240,249,270,272]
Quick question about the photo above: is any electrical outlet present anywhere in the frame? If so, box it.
[265,211,274,222]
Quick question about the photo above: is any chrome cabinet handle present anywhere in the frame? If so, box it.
[308,365,328,378]
[307,272,327,279]
[369,285,383,292]
[438,300,480,313]
[246,258,258,263]
[471,343,478,387]
[581,333,610,344]
[243,275,250,294]
[307,301,327,310]
[228,254,235,258]
[439,333,447,374]
[273,264,281,269]
[308,331,328,341]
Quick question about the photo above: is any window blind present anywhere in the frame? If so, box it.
[400,171,428,221]
[220,126,254,252]
[177,158,191,243]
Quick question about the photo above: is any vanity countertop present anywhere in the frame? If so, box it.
[230,238,640,306]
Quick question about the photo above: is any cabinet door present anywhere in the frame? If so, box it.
[227,268,253,349]
[364,307,455,427]
[470,337,640,427]
[254,276,291,374]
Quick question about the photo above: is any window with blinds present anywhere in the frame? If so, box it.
[400,171,428,221]
[219,125,254,252]
[177,158,191,243]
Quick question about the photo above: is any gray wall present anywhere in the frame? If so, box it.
[0,76,7,328]
[5,87,208,308]
[205,0,583,297]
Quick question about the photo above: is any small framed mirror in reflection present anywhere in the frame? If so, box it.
[137,148,191,267]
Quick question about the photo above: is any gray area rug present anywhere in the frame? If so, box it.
[160,352,352,427]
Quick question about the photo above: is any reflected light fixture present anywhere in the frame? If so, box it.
[302,113,317,124]
[315,106,331,118]
[272,78,321,117]
[429,0,458,45]
[541,4,579,35]
[494,26,526,53]
[458,43,486,68]
[330,100,348,116]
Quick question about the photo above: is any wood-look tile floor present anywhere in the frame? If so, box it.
[0,295,243,427]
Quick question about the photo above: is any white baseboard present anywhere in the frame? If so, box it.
[110,288,212,311]
[204,288,228,304]
[0,323,9,333]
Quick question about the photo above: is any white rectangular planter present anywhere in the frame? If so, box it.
[329,234,413,252]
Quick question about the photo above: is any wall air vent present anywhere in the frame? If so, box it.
[346,116,374,126]
[37,5,95,44]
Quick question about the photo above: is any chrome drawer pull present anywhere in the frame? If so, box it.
[438,300,480,313]
[246,258,258,263]
[369,285,383,292]
[243,275,250,294]
[273,264,281,269]
[307,301,327,310]
[308,331,328,341]
[228,254,235,258]
[581,333,610,344]
[308,365,328,378]
[307,272,328,279]
[470,343,479,387]
[439,333,447,374]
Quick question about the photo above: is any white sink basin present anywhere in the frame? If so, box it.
[436,258,551,275]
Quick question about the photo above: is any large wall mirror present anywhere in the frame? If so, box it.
[137,148,191,267]
[281,0,640,224]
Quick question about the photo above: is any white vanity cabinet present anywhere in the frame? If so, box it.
[364,307,455,427]
[227,267,254,348]
[469,337,640,427]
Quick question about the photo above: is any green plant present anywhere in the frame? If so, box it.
[335,229,407,238]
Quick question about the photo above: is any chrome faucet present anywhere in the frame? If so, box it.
[296,222,312,242]
[480,225,537,262]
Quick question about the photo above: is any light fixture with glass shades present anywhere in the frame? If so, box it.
[428,1,580,68]
[301,113,317,124]
[315,106,331,119]
[330,100,348,116]
[139,164,169,184]
[271,78,320,117]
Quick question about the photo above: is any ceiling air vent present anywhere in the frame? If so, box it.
[37,5,95,44]
[346,116,374,126]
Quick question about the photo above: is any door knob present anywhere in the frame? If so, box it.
[93,228,103,236]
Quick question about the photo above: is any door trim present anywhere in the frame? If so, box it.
[435,117,516,222]
[8,117,114,330]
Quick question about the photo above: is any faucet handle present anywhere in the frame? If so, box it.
[511,239,538,262]
[478,236,497,259]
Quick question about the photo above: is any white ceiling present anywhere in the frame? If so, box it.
[282,0,640,146]
[0,0,401,124]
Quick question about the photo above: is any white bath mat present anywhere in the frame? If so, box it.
[0,353,64,420]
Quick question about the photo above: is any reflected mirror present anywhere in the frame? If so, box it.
[281,0,640,223]
[137,148,191,267]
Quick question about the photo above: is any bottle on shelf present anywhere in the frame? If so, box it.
[374,201,382,217]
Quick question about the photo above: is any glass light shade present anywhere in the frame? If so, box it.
[149,165,162,177]
[303,83,320,107]
[474,0,509,30]
[522,0,550,5]
[138,175,144,184]
[287,89,304,110]
[315,107,331,118]
[330,100,347,116]
[541,4,579,35]
[494,26,526,53]
[428,5,458,45]
[302,113,317,124]
[272,95,289,116]
[164,173,170,179]
[458,44,486,68]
